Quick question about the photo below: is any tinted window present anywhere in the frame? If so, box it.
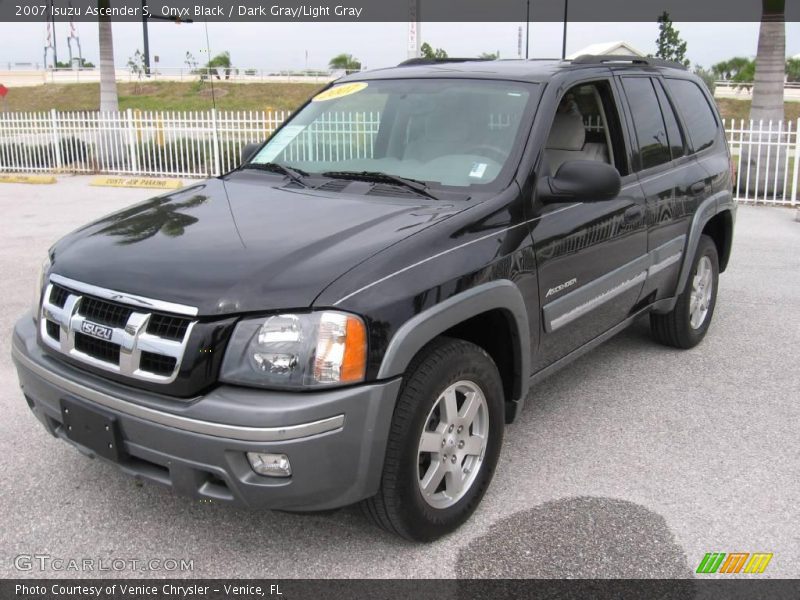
[654,80,685,160]
[665,79,719,153]
[621,77,671,170]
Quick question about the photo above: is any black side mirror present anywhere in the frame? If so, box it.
[538,160,621,203]
[241,142,261,165]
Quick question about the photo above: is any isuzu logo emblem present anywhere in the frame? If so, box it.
[80,320,113,341]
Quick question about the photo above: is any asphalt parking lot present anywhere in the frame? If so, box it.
[1,175,798,579]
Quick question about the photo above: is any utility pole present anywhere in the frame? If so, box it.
[561,0,568,59]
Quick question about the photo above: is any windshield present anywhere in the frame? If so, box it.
[248,78,540,189]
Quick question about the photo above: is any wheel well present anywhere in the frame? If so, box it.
[702,211,733,272]
[441,309,521,423]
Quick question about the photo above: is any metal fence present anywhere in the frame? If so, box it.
[0,109,380,178]
[0,109,797,205]
[724,118,799,205]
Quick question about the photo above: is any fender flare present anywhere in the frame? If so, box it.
[377,280,531,422]
[656,190,735,314]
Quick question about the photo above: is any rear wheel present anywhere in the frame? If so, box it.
[362,337,504,541]
[650,234,719,349]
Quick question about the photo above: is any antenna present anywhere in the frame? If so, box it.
[203,21,217,111]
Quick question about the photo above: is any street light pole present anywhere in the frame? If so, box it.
[561,0,568,59]
[50,0,58,66]
[525,0,530,59]
[141,2,193,77]
[142,0,151,76]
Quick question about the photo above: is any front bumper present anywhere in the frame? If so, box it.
[11,314,401,511]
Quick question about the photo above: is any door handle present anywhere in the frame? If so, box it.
[690,182,707,195]
[623,206,644,223]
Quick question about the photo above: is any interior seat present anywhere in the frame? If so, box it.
[543,112,589,173]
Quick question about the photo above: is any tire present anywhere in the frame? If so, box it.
[650,234,719,349]
[362,337,505,542]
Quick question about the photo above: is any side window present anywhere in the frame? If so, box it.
[664,78,719,153]
[621,77,672,171]
[542,80,629,176]
[654,80,685,160]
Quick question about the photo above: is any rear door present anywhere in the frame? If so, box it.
[617,75,709,303]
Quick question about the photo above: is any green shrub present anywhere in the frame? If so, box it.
[0,136,88,169]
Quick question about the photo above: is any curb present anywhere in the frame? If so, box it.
[90,176,183,190]
[0,173,57,184]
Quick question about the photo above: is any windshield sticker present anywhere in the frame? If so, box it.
[312,82,368,102]
[469,162,488,179]
[253,125,305,162]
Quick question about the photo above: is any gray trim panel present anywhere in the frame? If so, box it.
[377,280,531,406]
[675,191,731,293]
[542,235,686,333]
[12,344,344,442]
[543,254,650,333]
[648,235,686,277]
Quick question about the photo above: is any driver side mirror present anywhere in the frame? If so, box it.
[537,160,621,203]
[241,142,261,165]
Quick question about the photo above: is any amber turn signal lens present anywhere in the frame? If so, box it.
[340,315,367,382]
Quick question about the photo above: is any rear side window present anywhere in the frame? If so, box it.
[654,80,685,160]
[621,77,671,171]
[664,79,719,153]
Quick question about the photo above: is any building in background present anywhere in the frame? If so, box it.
[567,41,646,59]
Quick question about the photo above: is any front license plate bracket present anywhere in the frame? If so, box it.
[60,398,124,462]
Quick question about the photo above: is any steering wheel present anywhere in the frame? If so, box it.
[463,145,508,163]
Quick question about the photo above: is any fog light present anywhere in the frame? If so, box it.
[247,452,292,477]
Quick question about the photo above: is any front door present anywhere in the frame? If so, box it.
[529,78,648,371]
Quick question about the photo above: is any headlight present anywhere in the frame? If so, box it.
[219,311,367,389]
[32,255,51,322]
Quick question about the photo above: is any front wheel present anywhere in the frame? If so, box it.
[362,337,505,541]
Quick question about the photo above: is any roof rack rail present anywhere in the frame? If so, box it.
[397,57,492,67]
[571,54,688,70]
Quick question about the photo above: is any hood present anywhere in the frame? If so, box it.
[50,173,466,315]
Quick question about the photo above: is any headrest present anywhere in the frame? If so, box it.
[546,113,586,151]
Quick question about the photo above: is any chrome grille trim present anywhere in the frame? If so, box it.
[49,273,198,317]
[40,277,197,384]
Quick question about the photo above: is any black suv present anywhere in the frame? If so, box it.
[12,56,735,541]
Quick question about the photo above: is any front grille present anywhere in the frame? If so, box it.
[146,314,190,341]
[49,285,70,308]
[39,276,197,383]
[140,352,177,376]
[80,296,133,328]
[74,332,121,365]
[45,320,60,341]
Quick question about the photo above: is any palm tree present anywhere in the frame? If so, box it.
[93,194,208,244]
[746,0,786,196]
[750,0,786,124]
[98,0,118,112]
[206,51,233,80]
[328,53,361,73]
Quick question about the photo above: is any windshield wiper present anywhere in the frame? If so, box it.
[321,170,439,200]
[241,162,309,187]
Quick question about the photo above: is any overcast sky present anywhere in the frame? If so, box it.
[1,21,799,71]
